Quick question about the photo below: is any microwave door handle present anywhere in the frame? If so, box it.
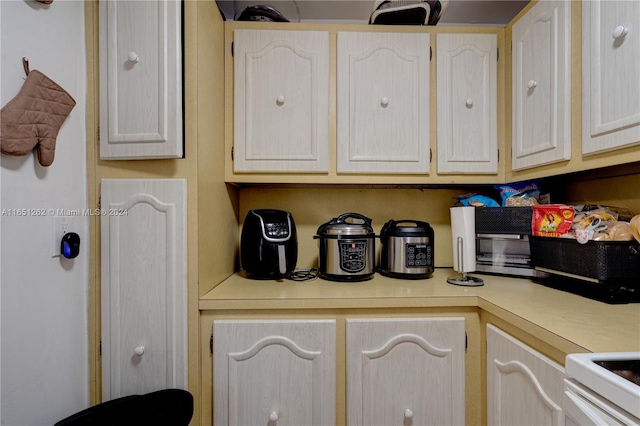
[477,233,524,240]
[278,245,287,275]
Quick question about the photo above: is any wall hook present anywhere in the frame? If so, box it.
[22,57,30,76]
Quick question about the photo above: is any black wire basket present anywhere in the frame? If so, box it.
[530,237,640,282]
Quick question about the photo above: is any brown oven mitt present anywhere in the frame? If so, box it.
[1,70,76,167]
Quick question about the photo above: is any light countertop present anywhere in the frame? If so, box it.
[200,268,640,355]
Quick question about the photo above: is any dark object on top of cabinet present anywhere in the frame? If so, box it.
[369,0,448,25]
[235,5,290,22]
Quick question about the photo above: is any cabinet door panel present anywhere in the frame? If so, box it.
[101,179,187,399]
[487,324,566,426]
[213,320,336,426]
[512,1,571,170]
[347,318,465,426]
[234,29,329,172]
[338,32,430,174]
[99,0,183,159]
[583,0,640,154]
[437,34,497,174]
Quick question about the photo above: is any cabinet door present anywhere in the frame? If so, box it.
[582,0,640,155]
[487,324,566,426]
[99,0,183,159]
[511,0,571,170]
[213,319,336,426]
[337,32,430,174]
[233,29,329,173]
[436,33,497,174]
[101,179,187,399]
[347,317,465,426]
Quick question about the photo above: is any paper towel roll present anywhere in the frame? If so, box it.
[450,207,476,273]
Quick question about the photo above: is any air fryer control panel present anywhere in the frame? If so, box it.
[264,222,290,239]
[405,243,432,268]
[339,240,366,273]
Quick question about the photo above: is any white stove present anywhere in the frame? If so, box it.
[565,352,640,425]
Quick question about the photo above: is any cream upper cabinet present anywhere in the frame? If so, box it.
[436,33,498,174]
[337,32,431,174]
[511,0,571,171]
[347,317,466,426]
[213,319,336,426]
[101,179,187,400]
[99,0,183,159]
[233,29,329,173]
[487,324,566,426]
[582,0,640,155]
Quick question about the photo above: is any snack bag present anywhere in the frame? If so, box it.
[532,205,574,237]
[572,208,618,243]
[454,193,500,207]
[495,181,541,206]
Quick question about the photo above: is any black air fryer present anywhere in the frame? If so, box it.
[241,209,297,279]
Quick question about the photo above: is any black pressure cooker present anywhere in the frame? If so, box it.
[314,212,376,282]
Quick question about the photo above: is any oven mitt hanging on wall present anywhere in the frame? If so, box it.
[0,69,76,167]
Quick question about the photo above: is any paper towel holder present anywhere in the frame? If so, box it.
[447,235,484,286]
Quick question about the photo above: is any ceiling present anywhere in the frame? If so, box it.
[216,0,530,26]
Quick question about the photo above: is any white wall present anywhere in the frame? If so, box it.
[1,1,89,425]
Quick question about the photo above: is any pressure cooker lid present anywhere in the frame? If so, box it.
[381,219,433,238]
[316,212,374,236]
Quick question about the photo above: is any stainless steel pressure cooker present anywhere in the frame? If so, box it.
[314,212,376,282]
[379,219,434,279]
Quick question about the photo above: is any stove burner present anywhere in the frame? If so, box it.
[594,360,640,386]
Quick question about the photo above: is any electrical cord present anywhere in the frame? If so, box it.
[286,268,319,281]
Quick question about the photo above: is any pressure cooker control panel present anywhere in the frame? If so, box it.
[339,240,367,273]
[405,243,432,268]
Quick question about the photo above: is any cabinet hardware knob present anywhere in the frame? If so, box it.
[612,25,628,40]
[465,98,474,108]
[269,411,279,422]
[527,80,538,90]
[134,346,145,356]
[404,408,414,419]
[127,52,140,64]
[276,95,285,105]
[380,96,390,107]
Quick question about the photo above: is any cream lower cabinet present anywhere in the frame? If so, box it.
[487,324,566,426]
[337,32,431,174]
[212,319,336,426]
[211,317,465,426]
[233,29,329,173]
[101,179,187,399]
[511,0,571,171]
[436,33,498,174]
[582,0,640,155]
[347,318,466,426]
